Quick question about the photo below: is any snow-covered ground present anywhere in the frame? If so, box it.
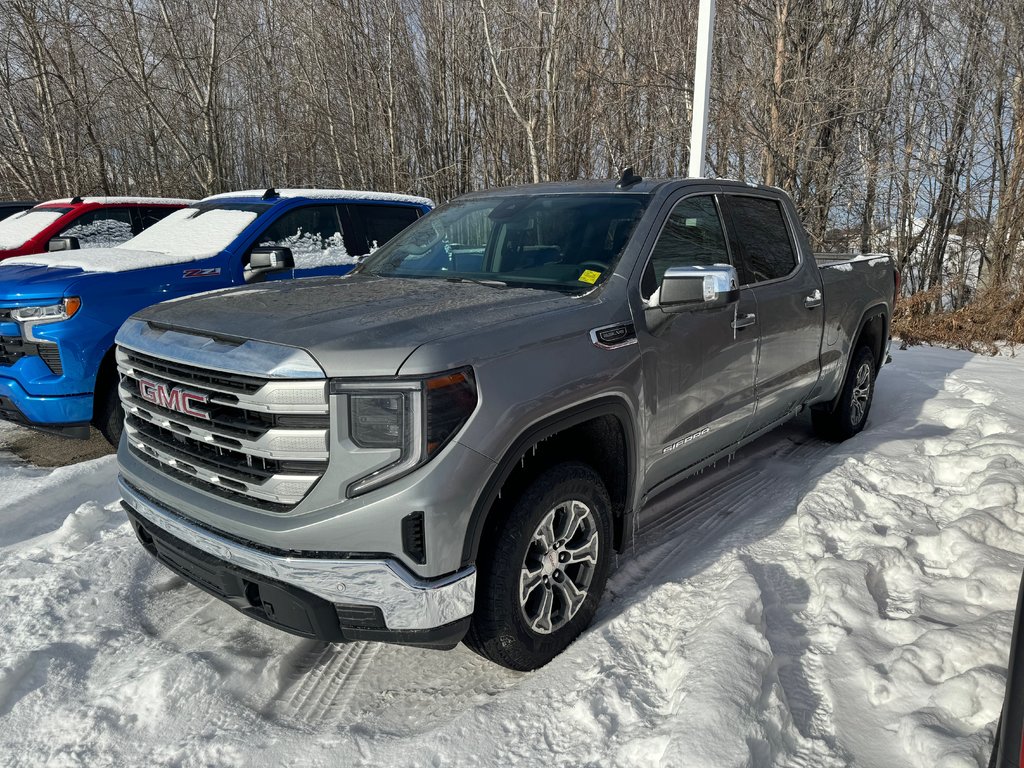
[1,346,1021,767]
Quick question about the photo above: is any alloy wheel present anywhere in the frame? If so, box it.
[519,499,600,635]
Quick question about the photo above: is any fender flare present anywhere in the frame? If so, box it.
[822,302,889,412]
[460,395,638,566]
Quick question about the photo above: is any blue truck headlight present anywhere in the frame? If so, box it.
[331,368,477,496]
[12,297,81,342]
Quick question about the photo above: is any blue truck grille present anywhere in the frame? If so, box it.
[0,336,62,375]
[0,336,28,367]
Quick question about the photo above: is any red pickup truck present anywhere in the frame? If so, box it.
[0,196,192,259]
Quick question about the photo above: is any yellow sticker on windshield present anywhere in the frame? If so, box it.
[578,269,601,284]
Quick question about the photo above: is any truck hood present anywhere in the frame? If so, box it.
[133,274,579,376]
[0,249,221,304]
[0,263,86,302]
[0,251,170,303]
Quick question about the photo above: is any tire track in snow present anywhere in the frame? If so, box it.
[744,557,849,768]
[268,641,521,732]
[342,645,522,731]
[274,641,379,725]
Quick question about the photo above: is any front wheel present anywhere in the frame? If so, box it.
[812,345,876,442]
[94,384,125,447]
[464,461,613,670]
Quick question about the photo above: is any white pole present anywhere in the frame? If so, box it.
[688,0,716,178]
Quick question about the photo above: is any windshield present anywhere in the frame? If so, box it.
[0,209,68,251]
[357,194,649,291]
[118,202,270,258]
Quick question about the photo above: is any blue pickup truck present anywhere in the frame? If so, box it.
[0,188,432,443]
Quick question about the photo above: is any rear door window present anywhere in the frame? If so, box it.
[346,204,421,255]
[59,208,135,248]
[726,196,797,283]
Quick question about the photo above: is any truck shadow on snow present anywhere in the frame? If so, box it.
[122,347,967,733]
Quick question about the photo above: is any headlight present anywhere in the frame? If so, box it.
[350,392,410,449]
[12,297,81,342]
[331,368,477,496]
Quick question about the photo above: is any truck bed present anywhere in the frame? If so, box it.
[813,252,897,398]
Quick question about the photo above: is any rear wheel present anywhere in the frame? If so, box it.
[465,461,612,670]
[812,345,876,442]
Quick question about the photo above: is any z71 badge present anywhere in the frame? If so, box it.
[182,267,222,278]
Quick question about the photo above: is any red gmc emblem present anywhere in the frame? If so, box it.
[137,377,211,420]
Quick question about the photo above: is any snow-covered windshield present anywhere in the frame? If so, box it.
[118,203,268,259]
[0,209,68,251]
[357,194,649,292]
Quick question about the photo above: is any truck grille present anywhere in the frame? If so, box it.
[0,336,62,374]
[116,345,329,512]
[0,336,28,367]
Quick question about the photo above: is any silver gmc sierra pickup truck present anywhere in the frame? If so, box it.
[115,176,898,670]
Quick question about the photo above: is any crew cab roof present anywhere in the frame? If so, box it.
[453,177,783,200]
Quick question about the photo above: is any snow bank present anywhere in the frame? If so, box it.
[0,347,1020,767]
[0,210,64,250]
[205,188,434,207]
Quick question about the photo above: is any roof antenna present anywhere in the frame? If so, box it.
[616,167,642,189]
[70,195,84,204]
[262,187,279,200]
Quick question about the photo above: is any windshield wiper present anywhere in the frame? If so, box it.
[444,276,512,289]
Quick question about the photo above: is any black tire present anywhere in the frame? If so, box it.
[812,345,876,442]
[464,461,613,671]
[94,384,125,447]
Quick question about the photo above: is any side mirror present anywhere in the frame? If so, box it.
[48,236,80,252]
[660,264,740,312]
[245,246,294,282]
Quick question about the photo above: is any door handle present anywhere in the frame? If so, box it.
[731,313,756,330]
[804,290,823,309]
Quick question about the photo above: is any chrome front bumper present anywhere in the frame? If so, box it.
[118,476,476,631]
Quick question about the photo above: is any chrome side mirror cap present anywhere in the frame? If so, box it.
[659,264,740,312]
[245,246,295,282]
